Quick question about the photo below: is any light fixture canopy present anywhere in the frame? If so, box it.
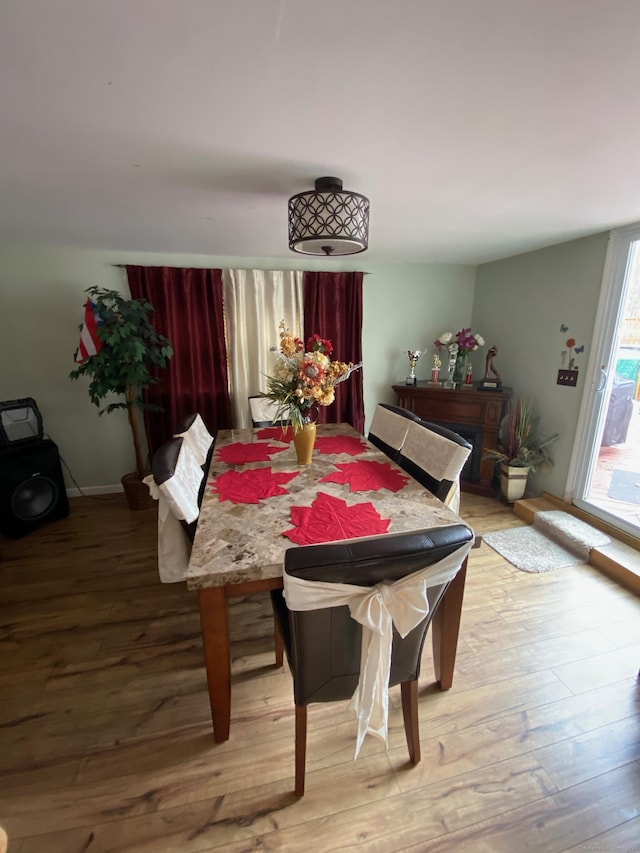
[288,177,370,256]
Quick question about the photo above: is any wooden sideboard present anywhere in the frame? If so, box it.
[392,383,509,496]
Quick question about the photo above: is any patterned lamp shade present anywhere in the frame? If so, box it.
[288,177,370,256]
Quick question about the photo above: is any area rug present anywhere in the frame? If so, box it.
[483,527,585,573]
[607,470,640,505]
[483,511,610,574]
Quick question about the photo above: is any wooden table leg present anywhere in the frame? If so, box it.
[197,586,230,742]
[431,557,467,690]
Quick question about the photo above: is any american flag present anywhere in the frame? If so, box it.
[75,298,104,363]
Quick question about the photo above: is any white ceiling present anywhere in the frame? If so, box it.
[2,0,640,265]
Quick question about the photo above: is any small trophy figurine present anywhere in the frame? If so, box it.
[405,349,426,385]
[431,353,441,383]
[478,345,502,391]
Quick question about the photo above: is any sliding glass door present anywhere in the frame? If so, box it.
[572,224,640,538]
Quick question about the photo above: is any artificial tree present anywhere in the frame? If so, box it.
[70,286,173,508]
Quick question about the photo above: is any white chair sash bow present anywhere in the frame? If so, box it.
[143,474,192,583]
[283,537,473,758]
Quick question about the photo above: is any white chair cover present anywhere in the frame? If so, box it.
[283,535,473,758]
[174,414,214,467]
[156,441,204,524]
[249,396,282,425]
[402,420,471,483]
[143,475,191,583]
[443,478,461,514]
[368,405,412,452]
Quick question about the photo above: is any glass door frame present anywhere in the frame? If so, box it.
[566,221,640,538]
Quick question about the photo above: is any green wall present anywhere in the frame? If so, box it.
[0,245,474,492]
[471,232,610,498]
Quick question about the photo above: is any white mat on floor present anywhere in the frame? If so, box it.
[533,511,610,561]
[483,511,610,574]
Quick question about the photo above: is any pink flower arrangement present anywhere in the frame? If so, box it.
[434,328,485,355]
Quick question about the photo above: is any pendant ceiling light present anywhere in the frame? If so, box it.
[288,177,370,256]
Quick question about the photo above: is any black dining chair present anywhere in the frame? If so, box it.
[367,403,421,462]
[151,436,206,544]
[397,419,472,511]
[271,523,474,796]
[152,429,284,665]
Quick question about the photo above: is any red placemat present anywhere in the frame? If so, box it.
[217,442,287,464]
[320,459,409,493]
[210,468,299,504]
[314,435,368,457]
[255,426,294,443]
[283,491,391,546]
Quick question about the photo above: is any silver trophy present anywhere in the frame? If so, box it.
[405,349,426,385]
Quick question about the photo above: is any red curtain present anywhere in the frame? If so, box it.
[126,266,232,458]
[303,271,364,434]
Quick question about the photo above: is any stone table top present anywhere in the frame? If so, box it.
[187,423,464,590]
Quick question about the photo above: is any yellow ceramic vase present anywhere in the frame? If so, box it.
[293,423,316,465]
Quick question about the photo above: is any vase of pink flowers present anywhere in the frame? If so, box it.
[435,328,485,387]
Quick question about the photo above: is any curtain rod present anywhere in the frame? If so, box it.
[111,264,371,273]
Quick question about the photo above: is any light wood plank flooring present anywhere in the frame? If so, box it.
[1,494,639,852]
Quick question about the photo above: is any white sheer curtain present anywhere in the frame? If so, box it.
[222,269,304,428]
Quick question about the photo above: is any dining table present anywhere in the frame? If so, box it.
[187,422,472,743]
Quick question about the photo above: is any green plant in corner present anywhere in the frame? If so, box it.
[69,286,173,487]
[485,397,559,473]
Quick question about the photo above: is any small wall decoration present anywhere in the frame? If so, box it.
[557,324,584,387]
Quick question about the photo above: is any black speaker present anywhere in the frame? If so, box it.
[0,439,69,538]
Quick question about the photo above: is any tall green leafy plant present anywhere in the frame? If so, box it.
[69,286,173,478]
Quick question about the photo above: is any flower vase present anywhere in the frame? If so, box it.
[453,352,468,385]
[293,423,316,465]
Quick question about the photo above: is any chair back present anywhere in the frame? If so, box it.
[173,413,215,467]
[248,395,291,428]
[151,436,207,542]
[273,524,473,706]
[368,403,420,461]
[398,419,471,509]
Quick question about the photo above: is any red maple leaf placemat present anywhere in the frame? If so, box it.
[313,435,368,457]
[217,442,287,464]
[283,491,391,545]
[210,468,299,504]
[320,460,409,493]
[255,426,294,443]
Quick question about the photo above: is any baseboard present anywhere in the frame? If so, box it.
[66,485,123,498]
[514,494,640,596]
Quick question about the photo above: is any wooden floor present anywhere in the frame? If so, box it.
[1,494,639,852]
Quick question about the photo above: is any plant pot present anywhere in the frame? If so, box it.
[121,471,156,511]
[500,463,530,503]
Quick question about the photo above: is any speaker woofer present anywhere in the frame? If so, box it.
[11,476,59,521]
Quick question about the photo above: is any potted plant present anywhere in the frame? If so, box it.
[70,286,173,510]
[485,397,559,502]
